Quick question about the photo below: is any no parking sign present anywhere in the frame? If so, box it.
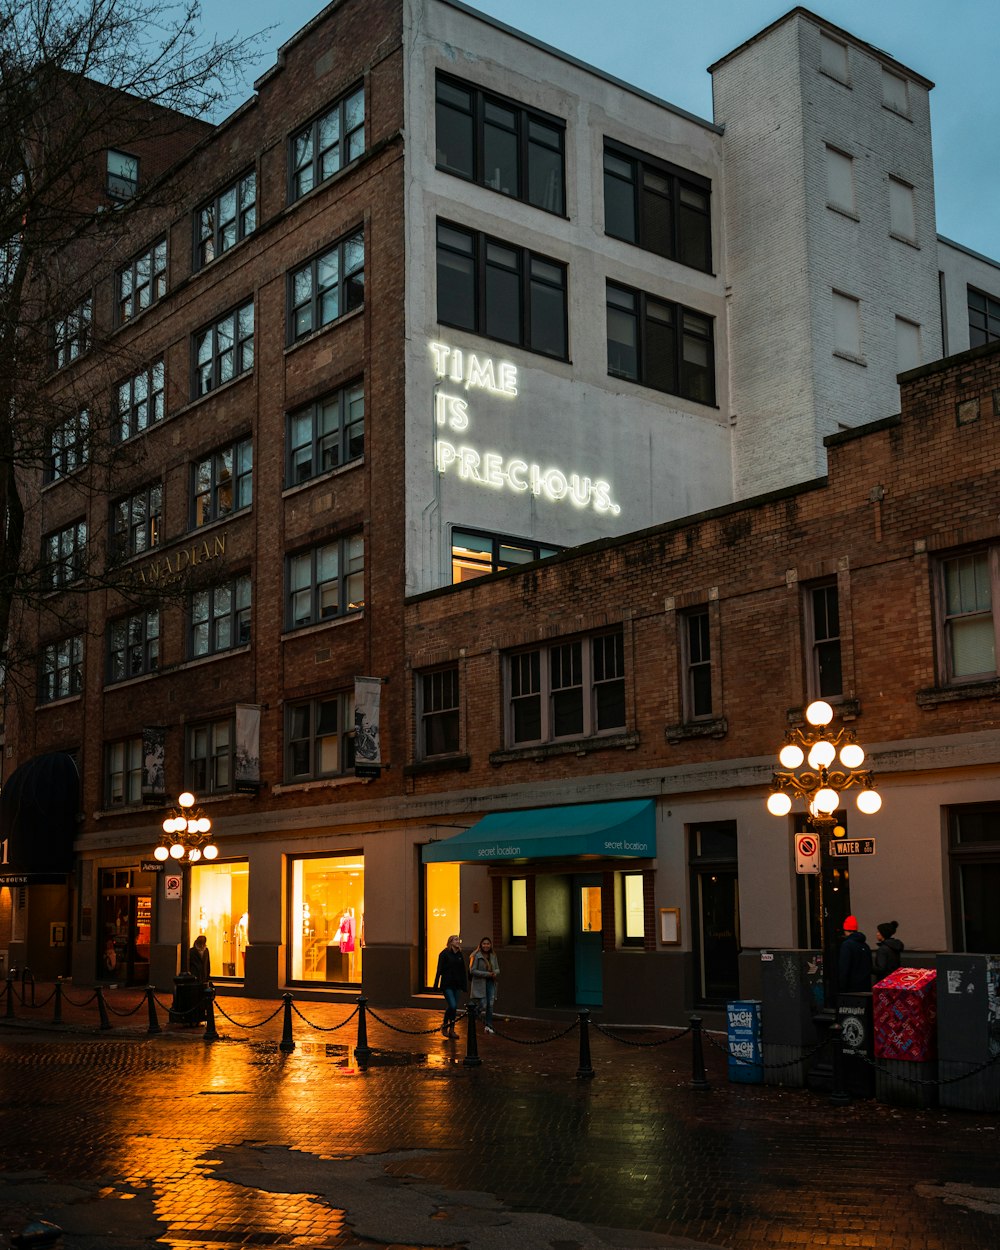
[794,832,820,875]
[164,874,182,899]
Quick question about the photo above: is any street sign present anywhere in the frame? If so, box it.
[829,838,876,856]
[164,874,182,899]
[795,833,820,874]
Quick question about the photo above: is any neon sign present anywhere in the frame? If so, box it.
[430,342,620,517]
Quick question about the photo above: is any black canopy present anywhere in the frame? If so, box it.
[0,752,80,879]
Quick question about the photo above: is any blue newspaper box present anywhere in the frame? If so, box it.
[727,999,763,1083]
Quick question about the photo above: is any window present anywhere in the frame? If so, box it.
[186,719,234,794]
[107,149,139,199]
[509,878,527,942]
[435,74,565,216]
[285,694,356,780]
[451,528,561,583]
[606,282,715,404]
[286,535,364,629]
[43,520,87,589]
[290,85,365,201]
[968,288,1000,348]
[940,550,996,681]
[46,410,89,482]
[115,359,164,441]
[949,807,1000,952]
[623,873,645,944]
[116,238,166,324]
[290,853,364,984]
[39,635,83,703]
[683,610,713,720]
[888,177,916,241]
[106,736,143,806]
[289,230,364,343]
[603,140,711,272]
[53,296,91,369]
[824,146,855,215]
[192,438,252,527]
[808,582,842,698]
[190,575,251,657]
[882,68,909,116]
[189,861,249,979]
[196,170,256,268]
[110,482,162,560]
[506,630,625,746]
[819,33,849,83]
[437,222,567,359]
[895,317,921,373]
[107,609,159,683]
[832,290,861,358]
[419,667,460,757]
[287,383,364,486]
[194,300,254,396]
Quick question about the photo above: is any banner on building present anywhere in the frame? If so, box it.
[354,677,383,779]
[235,704,262,792]
[141,727,167,803]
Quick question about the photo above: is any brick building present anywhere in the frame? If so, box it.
[1,1,998,1020]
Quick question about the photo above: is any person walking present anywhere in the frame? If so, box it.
[872,920,904,981]
[469,936,500,1033]
[433,934,468,1037]
[187,934,212,1024]
[837,915,872,994]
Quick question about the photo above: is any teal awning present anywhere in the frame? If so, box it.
[421,800,655,864]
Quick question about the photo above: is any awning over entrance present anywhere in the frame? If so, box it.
[421,799,655,864]
[0,752,80,882]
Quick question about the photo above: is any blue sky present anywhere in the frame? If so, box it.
[199,0,1000,260]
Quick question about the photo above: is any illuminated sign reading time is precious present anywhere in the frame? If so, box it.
[430,342,621,516]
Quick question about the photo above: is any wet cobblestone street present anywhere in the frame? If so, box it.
[1,992,999,1249]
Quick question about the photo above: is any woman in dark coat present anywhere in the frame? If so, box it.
[433,934,468,1037]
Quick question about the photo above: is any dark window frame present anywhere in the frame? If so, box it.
[192,437,253,528]
[682,608,713,720]
[110,481,162,561]
[418,666,460,759]
[39,635,83,703]
[505,629,626,747]
[286,382,365,486]
[190,574,252,659]
[287,229,365,343]
[289,83,365,202]
[105,735,143,807]
[185,717,235,795]
[451,526,562,583]
[107,609,160,684]
[936,547,998,685]
[107,149,139,199]
[968,286,1000,349]
[606,280,715,405]
[807,581,843,699]
[42,519,87,589]
[195,169,257,269]
[193,299,254,397]
[284,692,357,781]
[46,409,90,483]
[114,359,165,442]
[285,534,365,630]
[116,237,167,325]
[948,805,1000,952]
[53,296,92,370]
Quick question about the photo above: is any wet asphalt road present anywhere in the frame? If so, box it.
[0,990,999,1249]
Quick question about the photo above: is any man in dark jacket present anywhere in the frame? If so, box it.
[838,915,872,994]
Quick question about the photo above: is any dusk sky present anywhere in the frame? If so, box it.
[198,0,1000,261]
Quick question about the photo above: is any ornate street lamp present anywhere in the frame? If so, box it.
[153,792,217,864]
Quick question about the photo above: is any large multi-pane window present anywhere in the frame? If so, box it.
[451,528,561,583]
[43,520,87,589]
[53,296,91,369]
[193,300,254,397]
[286,383,364,485]
[437,221,567,358]
[189,860,249,979]
[46,410,89,482]
[506,630,625,746]
[684,610,713,719]
[195,171,256,268]
[290,853,364,984]
[940,550,996,682]
[418,667,460,758]
[186,719,234,794]
[107,610,159,683]
[285,694,356,781]
[288,231,364,342]
[968,288,1000,349]
[606,282,714,404]
[808,582,842,698]
[949,807,1000,953]
[435,74,565,215]
[110,482,162,560]
[115,360,165,441]
[39,635,83,703]
[603,140,711,272]
[289,85,365,201]
[116,238,166,324]
[107,149,139,199]
[286,535,364,629]
[192,438,253,527]
[105,736,143,806]
[190,576,251,658]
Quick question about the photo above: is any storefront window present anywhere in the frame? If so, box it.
[425,861,460,985]
[510,877,527,943]
[189,860,249,979]
[623,872,644,943]
[290,854,364,983]
[99,866,154,986]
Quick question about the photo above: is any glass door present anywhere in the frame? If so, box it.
[572,874,603,1006]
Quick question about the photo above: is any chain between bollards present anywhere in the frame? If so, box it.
[96,985,111,1031]
[689,1014,710,1090]
[464,999,482,1066]
[355,995,371,1064]
[146,985,161,1034]
[279,992,295,1052]
[576,1008,594,1079]
[203,983,219,1042]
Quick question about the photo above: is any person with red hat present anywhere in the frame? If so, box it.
[837,915,872,994]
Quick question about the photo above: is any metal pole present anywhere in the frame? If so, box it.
[463,999,482,1067]
[96,985,111,1030]
[689,1014,710,1090]
[279,992,295,1053]
[829,1020,850,1106]
[203,983,219,1042]
[354,995,371,1064]
[576,1008,595,1080]
[53,978,63,1025]
[146,985,161,1034]
[5,969,14,1019]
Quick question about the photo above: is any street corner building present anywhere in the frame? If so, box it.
[2,0,1000,1027]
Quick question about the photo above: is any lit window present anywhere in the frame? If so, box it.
[451,528,561,583]
[192,438,252,527]
[285,695,356,781]
[289,853,364,985]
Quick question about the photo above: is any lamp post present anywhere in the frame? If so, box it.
[153,792,217,864]
[765,700,881,1010]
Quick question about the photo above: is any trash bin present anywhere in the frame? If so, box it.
[838,992,875,1099]
[169,973,204,1025]
[726,999,763,1083]
[874,967,937,1107]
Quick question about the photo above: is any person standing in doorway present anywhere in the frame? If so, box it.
[469,937,500,1033]
[433,934,467,1037]
[872,920,904,981]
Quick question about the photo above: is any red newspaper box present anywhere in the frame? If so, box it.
[873,967,937,1061]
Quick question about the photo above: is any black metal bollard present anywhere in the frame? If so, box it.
[146,985,161,1034]
[53,978,63,1025]
[22,968,35,1008]
[96,985,111,1031]
[354,996,372,1064]
[576,1008,595,1080]
[279,992,295,1053]
[689,1014,710,1090]
[203,983,219,1042]
[463,999,482,1067]
[5,970,14,1019]
[829,1019,849,1106]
